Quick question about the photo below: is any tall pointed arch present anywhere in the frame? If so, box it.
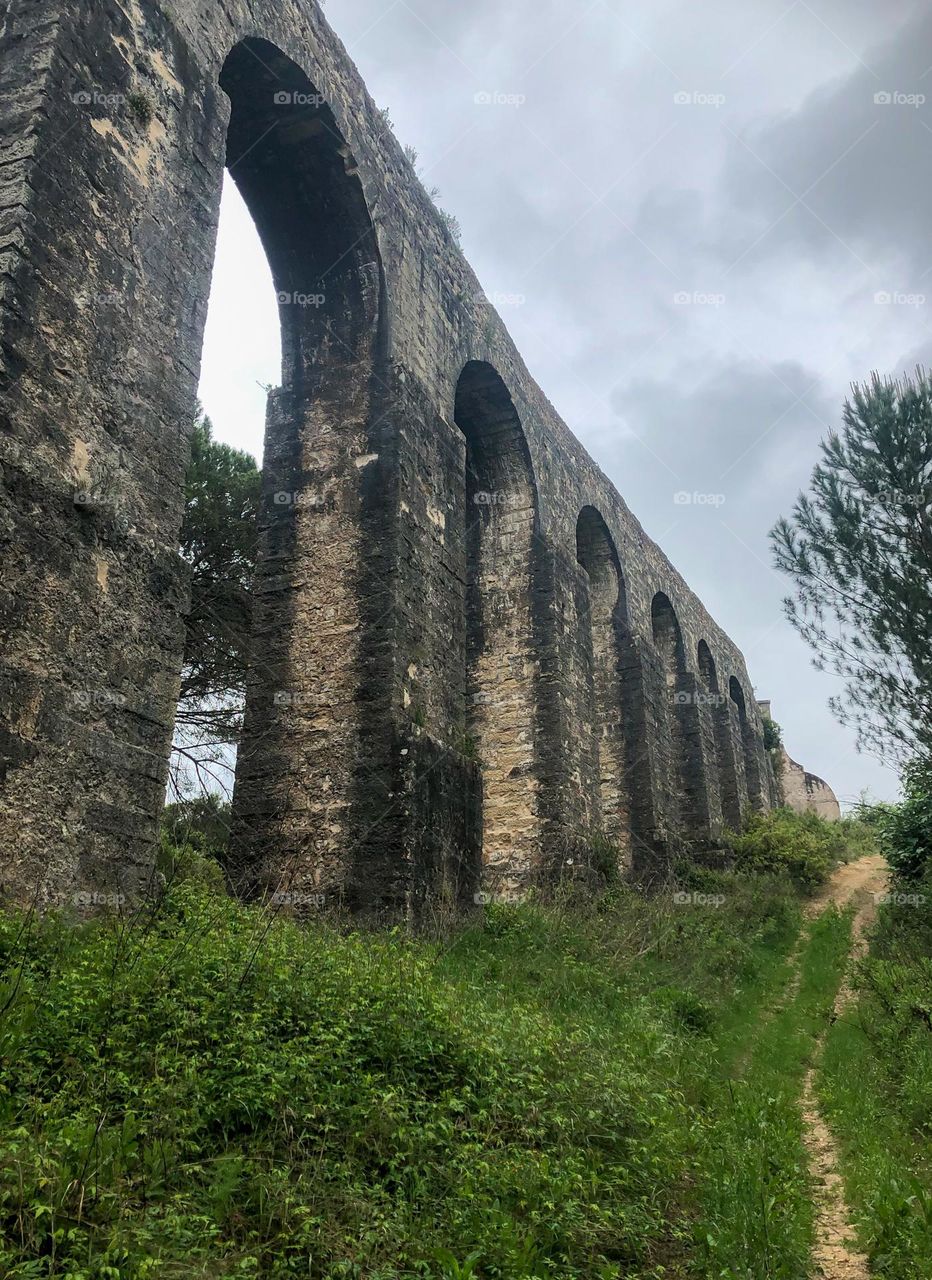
[454,361,540,889]
[575,507,632,864]
[698,640,740,828]
[221,39,391,908]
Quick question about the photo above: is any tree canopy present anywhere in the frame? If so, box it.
[771,369,932,764]
[171,411,261,794]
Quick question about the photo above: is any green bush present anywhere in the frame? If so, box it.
[0,852,810,1278]
[876,758,932,882]
[726,807,862,892]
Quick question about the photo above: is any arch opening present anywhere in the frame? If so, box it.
[454,361,539,887]
[215,39,388,902]
[651,592,686,685]
[219,38,382,381]
[575,507,631,862]
[698,640,739,829]
[650,591,698,839]
[729,676,764,813]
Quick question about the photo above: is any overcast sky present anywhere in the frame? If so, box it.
[199,0,932,806]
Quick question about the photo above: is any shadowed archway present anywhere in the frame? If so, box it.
[454,361,540,888]
[222,38,390,908]
[698,640,740,829]
[575,507,633,865]
[729,676,765,813]
[651,592,704,840]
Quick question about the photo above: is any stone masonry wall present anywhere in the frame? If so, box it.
[778,749,842,822]
[0,0,774,912]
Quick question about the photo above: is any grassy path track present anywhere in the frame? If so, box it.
[800,854,887,1280]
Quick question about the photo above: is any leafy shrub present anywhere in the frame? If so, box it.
[876,757,932,882]
[726,807,861,892]
[0,849,815,1278]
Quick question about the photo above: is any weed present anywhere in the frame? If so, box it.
[127,91,154,126]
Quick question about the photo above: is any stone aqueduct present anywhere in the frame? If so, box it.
[0,0,776,913]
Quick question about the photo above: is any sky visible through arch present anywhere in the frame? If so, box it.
[198,0,932,807]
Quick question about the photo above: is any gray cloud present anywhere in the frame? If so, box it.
[720,5,932,281]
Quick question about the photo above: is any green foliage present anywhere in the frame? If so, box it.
[160,794,233,870]
[176,411,261,749]
[438,208,462,245]
[762,716,783,753]
[0,856,812,1278]
[127,92,153,126]
[762,713,785,785]
[820,873,932,1276]
[771,367,932,762]
[692,906,854,1279]
[876,757,932,881]
[725,806,861,893]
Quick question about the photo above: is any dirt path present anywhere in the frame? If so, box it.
[801,854,888,1279]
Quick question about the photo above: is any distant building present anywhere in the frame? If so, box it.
[757,700,841,821]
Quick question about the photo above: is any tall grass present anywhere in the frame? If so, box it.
[690,906,853,1279]
[0,864,805,1279]
[819,872,932,1277]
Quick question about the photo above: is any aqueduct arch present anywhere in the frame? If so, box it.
[212,39,393,909]
[574,507,632,864]
[650,594,695,836]
[729,677,767,814]
[454,361,540,890]
[0,0,774,910]
[697,639,740,829]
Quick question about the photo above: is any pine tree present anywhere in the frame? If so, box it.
[172,411,261,795]
[771,368,932,763]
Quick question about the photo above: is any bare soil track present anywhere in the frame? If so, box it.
[802,854,888,1279]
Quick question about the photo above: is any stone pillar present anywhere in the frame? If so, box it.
[617,631,660,873]
[229,367,484,917]
[0,2,219,906]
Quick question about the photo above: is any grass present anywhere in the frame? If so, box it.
[0,807,881,1279]
[0,863,808,1279]
[818,873,932,1277]
[689,905,854,1279]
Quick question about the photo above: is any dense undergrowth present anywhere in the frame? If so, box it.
[0,809,871,1278]
[820,864,932,1277]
